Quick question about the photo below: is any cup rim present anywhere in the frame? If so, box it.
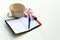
[9,3,25,12]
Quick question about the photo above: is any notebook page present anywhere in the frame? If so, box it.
[6,18,27,34]
[18,17,28,29]
[29,19,39,29]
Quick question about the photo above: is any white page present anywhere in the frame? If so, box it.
[6,17,39,34]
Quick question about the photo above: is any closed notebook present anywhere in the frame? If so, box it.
[5,16,41,35]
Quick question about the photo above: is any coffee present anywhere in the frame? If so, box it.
[10,3,25,13]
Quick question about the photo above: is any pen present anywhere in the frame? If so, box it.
[28,16,31,29]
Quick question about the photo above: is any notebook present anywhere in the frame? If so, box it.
[5,16,41,35]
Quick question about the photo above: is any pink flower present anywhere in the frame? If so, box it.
[24,8,33,18]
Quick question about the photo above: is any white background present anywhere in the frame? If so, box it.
[0,0,60,40]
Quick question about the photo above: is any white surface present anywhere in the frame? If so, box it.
[0,0,60,40]
[6,17,39,34]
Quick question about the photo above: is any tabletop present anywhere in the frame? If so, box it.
[0,0,60,40]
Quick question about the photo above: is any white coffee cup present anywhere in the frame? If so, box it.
[7,3,25,18]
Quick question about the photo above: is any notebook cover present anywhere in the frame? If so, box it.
[5,16,42,35]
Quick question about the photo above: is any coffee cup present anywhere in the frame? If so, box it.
[7,3,25,18]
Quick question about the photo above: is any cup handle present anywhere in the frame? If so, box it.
[7,13,13,18]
